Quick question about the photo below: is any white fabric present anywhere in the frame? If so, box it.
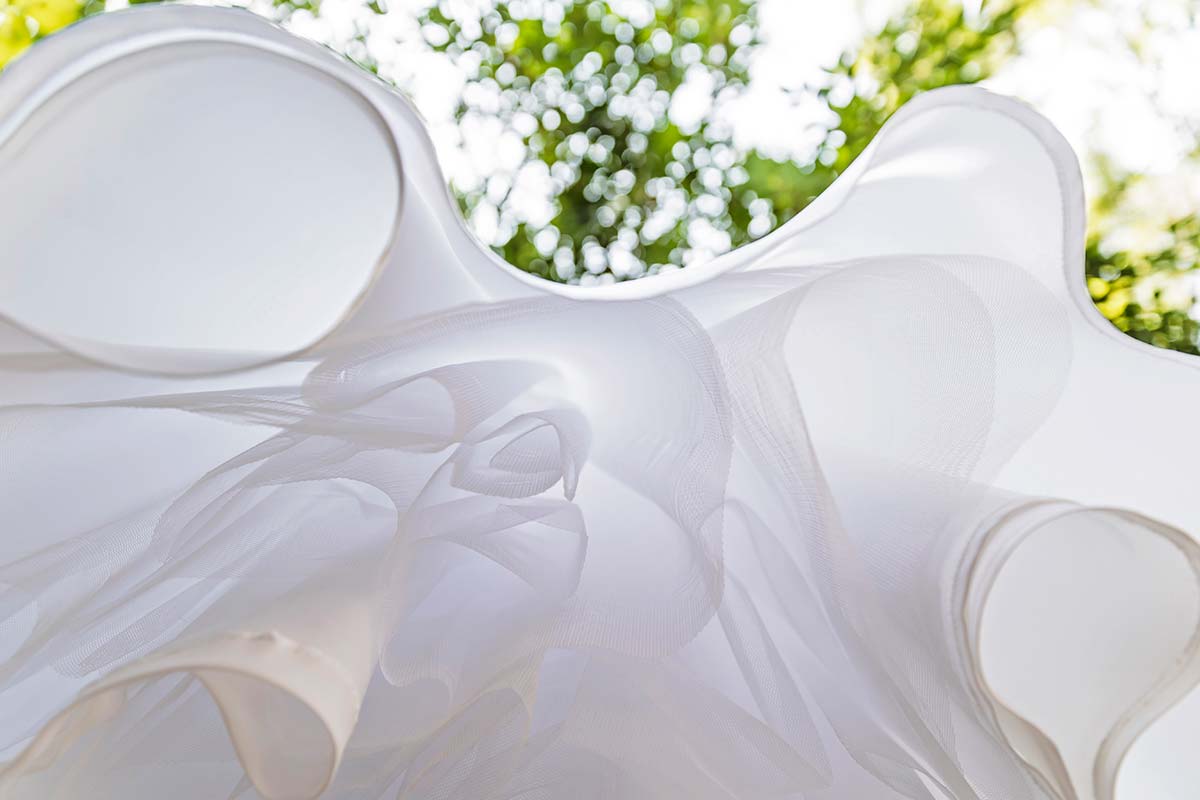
[1,7,1199,800]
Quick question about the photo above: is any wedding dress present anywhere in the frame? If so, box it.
[2,7,1199,799]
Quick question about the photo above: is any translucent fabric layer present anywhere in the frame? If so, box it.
[2,8,1200,800]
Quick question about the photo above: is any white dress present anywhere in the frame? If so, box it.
[2,7,1199,800]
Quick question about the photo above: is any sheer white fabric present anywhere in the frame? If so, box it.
[2,7,1199,800]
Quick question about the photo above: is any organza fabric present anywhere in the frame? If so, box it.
[2,8,1200,800]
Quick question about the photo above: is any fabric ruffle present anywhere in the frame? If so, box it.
[3,8,1200,799]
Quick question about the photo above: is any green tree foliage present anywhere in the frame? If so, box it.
[1086,163,1200,354]
[0,0,97,66]
[1086,221,1200,354]
[419,0,762,281]
[426,0,1200,354]
[753,0,1033,201]
[420,0,1038,283]
[4,0,1199,353]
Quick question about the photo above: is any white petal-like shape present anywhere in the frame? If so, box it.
[3,7,1200,800]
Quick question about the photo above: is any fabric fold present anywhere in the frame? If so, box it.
[4,7,1200,800]
[959,500,1200,800]
[1,554,385,799]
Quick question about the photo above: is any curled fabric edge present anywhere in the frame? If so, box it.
[3,7,1200,800]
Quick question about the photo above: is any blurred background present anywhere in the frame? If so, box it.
[4,0,1199,353]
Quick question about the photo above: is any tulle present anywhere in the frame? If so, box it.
[3,7,1200,800]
